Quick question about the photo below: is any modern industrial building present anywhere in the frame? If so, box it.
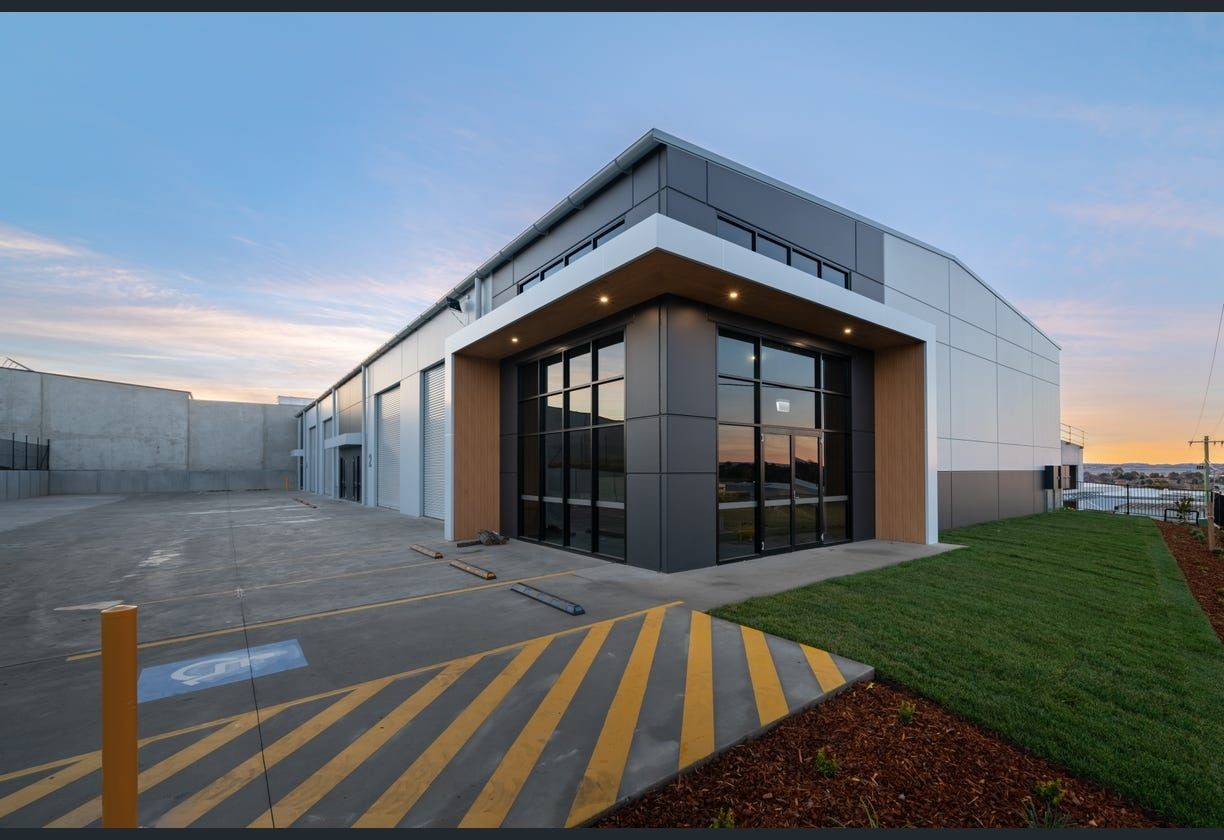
[294,129,1065,572]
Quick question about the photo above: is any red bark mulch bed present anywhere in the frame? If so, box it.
[1157,520,1224,642]
[597,680,1166,828]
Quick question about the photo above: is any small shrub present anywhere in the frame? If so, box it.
[897,700,917,724]
[813,747,839,778]
[1023,779,1070,828]
[709,808,735,829]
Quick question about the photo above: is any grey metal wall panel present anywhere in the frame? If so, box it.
[938,471,952,531]
[491,263,515,298]
[949,471,1000,528]
[499,434,515,475]
[998,470,1040,519]
[664,146,707,201]
[855,222,884,281]
[706,163,857,270]
[850,352,874,433]
[322,417,334,497]
[661,188,716,235]
[663,299,716,418]
[851,430,875,476]
[492,286,516,312]
[663,415,715,474]
[499,471,516,536]
[627,473,661,571]
[626,304,661,419]
[851,470,875,541]
[376,388,401,510]
[512,174,633,282]
[632,148,661,204]
[626,416,660,474]
[625,194,659,227]
[422,364,446,519]
[851,273,885,303]
[664,473,716,572]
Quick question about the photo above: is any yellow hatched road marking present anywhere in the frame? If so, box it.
[251,655,479,829]
[354,638,551,828]
[47,709,282,828]
[0,756,100,820]
[801,644,846,693]
[460,620,614,828]
[678,611,714,770]
[155,680,390,827]
[66,570,577,661]
[740,626,789,726]
[566,606,667,827]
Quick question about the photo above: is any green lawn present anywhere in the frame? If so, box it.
[711,511,1224,827]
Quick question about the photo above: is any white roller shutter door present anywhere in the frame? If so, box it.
[377,388,401,510]
[322,417,334,497]
[308,425,318,492]
[422,364,446,520]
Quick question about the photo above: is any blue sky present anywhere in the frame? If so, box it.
[2,13,1222,461]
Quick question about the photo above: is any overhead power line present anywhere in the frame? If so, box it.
[1193,303,1224,439]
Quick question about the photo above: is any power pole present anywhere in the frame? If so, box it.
[1189,435,1224,551]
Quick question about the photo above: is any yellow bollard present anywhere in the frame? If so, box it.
[101,604,138,828]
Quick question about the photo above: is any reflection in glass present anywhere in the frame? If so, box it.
[568,504,592,551]
[763,505,790,550]
[518,398,539,435]
[596,336,625,380]
[791,251,820,277]
[795,502,820,546]
[544,434,564,499]
[567,387,591,427]
[567,345,591,387]
[716,218,753,249]
[568,430,591,500]
[760,386,817,428]
[543,354,564,392]
[519,360,539,399]
[718,333,756,379]
[544,393,564,431]
[718,378,755,424]
[794,436,820,499]
[521,499,540,540]
[756,235,787,263]
[763,434,791,501]
[520,436,539,496]
[718,507,755,561]
[544,502,564,544]
[718,425,756,503]
[761,341,816,387]
[597,426,625,503]
[596,381,624,424]
[825,500,848,541]
[823,265,848,287]
[598,506,625,558]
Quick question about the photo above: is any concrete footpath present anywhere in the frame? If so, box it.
[0,492,950,827]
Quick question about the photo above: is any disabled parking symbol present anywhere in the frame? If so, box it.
[138,640,307,702]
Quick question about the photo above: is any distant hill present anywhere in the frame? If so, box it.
[1085,463,1204,472]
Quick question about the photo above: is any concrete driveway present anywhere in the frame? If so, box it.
[0,492,949,827]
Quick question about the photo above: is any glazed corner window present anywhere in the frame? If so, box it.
[715,217,753,249]
[823,264,848,288]
[517,330,626,561]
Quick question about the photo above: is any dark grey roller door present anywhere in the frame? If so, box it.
[422,364,446,520]
[377,388,401,510]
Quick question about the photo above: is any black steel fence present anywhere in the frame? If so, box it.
[1063,481,1211,522]
[1,433,50,471]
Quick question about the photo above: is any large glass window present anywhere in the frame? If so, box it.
[715,328,854,558]
[518,331,626,560]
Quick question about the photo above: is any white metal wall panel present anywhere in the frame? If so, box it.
[308,425,318,491]
[377,388,401,510]
[322,418,334,496]
[422,364,446,520]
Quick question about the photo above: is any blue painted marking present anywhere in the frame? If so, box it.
[137,639,307,703]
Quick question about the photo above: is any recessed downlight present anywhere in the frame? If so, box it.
[843,327,853,335]
[599,294,610,304]
[728,290,739,300]
[511,336,519,343]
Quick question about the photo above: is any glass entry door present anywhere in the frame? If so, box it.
[761,432,823,552]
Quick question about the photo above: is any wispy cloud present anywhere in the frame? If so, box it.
[1055,190,1224,239]
[0,223,84,258]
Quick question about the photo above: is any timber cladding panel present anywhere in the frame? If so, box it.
[873,343,926,542]
[452,354,501,540]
